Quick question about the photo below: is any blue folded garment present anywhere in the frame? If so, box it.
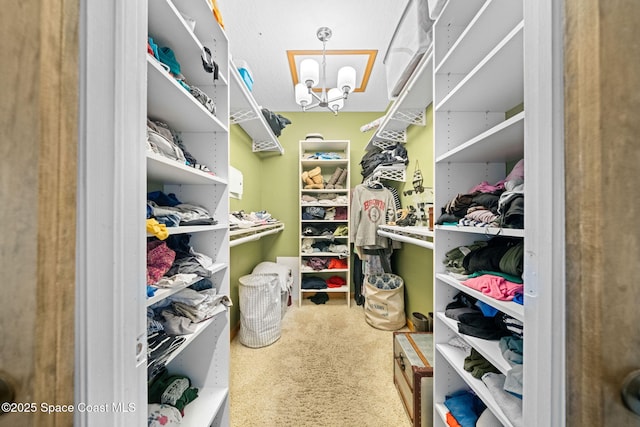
[513,292,524,305]
[444,390,486,427]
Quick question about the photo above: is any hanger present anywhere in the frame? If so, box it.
[364,172,383,189]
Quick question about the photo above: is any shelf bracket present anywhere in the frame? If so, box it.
[253,139,283,153]
[377,128,407,143]
[393,109,426,126]
[230,109,258,125]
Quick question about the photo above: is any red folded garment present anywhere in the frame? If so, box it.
[328,258,348,269]
[326,275,346,288]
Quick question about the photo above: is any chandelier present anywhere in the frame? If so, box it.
[294,27,357,114]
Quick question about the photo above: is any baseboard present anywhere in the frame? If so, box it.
[230,321,240,342]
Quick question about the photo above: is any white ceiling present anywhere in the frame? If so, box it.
[217,0,411,113]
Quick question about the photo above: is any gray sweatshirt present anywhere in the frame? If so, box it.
[350,184,396,249]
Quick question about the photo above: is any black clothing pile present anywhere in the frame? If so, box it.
[261,108,291,136]
[445,292,523,340]
[359,144,409,178]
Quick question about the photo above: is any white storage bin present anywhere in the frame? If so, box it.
[384,0,433,99]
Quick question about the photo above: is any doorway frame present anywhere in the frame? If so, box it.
[75,1,147,425]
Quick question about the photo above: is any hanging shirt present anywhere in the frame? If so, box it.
[350,184,396,250]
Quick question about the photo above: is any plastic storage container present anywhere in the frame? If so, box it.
[427,0,446,20]
[236,59,254,91]
[383,0,433,99]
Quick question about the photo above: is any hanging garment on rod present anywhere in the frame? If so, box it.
[350,183,397,255]
[353,247,393,306]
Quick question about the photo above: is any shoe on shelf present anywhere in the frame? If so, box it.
[325,166,343,189]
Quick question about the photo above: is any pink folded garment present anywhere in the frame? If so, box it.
[465,209,498,224]
[468,181,504,193]
[461,274,523,301]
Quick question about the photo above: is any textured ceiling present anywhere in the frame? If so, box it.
[217,0,410,113]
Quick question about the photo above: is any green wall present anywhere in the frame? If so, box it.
[228,125,269,328]
[391,105,435,322]
[228,107,435,328]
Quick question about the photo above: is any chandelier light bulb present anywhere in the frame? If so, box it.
[300,58,319,88]
[295,83,312,106]
[337,66,356,95]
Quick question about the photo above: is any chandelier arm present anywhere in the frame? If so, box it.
[303,102,321,111]
[309,90,324,103]
[327,94,347,103]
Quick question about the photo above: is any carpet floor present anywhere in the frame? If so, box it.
[230,299,412,427]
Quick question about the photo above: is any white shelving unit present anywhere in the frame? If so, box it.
[299,140,351,307]
[432,1,525,426]
[229,58,284,154]
[147,1,230,425]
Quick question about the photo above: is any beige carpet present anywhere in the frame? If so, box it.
[230,299,412,427]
